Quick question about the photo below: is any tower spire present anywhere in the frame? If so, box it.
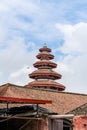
[26,44,65,91]
[43,43,47,48]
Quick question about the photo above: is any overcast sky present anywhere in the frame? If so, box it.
[0,0,87,94]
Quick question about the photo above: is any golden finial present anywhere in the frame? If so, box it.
[43,43,47,48]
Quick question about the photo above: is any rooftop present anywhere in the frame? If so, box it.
[0,83,87,114]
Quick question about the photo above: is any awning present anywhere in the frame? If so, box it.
[0,96,52,104]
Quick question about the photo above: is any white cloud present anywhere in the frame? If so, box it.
[0,0,87,95]
[56,22,87,53]
[0,0,69,44]
[10,66,29,78]
[0,36,37,85]
[55,22,87,93]
[9,65,34,85]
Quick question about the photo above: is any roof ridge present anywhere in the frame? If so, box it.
[0,83,23,88]
[66,102,87,114]
[0,84,9,96]
[25,87,87,96]
[0,83,23,96]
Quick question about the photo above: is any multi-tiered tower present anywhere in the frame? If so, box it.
[27,44,65,91]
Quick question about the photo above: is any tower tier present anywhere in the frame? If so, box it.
[39,47,51,52]
[33,60,57,69]
[36,52,54,60]
[29,69,61,80]
[27,79,65,91]
[39,43,51,52]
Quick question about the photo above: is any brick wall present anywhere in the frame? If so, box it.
[73,116,87,130]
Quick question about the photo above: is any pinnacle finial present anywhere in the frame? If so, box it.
[43,43,47,48]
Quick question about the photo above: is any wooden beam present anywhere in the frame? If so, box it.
[49,114,74,119]
[0,96,52,104]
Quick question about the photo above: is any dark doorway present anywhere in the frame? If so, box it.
[63,119,72,130]
[49,118,72,130]
[63,127,70,130]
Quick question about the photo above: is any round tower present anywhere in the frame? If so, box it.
[26,43,65,91]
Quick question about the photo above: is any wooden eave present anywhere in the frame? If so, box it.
[29,72,61,80]
[39,47,51,52]
[36,53,54,60]
[33,61,57,68]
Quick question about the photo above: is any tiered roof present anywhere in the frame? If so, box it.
[33,60,57,68]
[27,44,65,91]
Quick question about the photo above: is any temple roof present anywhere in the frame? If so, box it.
[33,60,57,68]
[36,52,54,60]
[26,80,65,91]
[39,43,51,52]
[28,44,65,91]
[0,83,87,114]
[29,69,62,80]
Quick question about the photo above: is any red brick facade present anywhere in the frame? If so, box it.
[73,116,87,130]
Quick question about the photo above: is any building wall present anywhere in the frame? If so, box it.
[23,118,48,130]
[73,116,87,130]
[48,119,63,130]
[0,117,48,130]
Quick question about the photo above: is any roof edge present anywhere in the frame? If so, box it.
[0,83,87,96]
[24,87,87,96]
[0,83,23,88]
